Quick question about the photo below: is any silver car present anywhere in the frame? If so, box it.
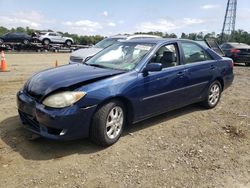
[39,32,74,46]
[69,34,161,64]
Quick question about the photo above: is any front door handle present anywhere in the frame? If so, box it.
[177,71,185,77]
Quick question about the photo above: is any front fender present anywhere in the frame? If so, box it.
[75,71,139,108]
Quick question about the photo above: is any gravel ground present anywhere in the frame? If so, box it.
[0,53,249,188]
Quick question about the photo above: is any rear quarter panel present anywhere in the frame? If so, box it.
[216,57,234,90]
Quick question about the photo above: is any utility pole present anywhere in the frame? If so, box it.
[221,0,237,42]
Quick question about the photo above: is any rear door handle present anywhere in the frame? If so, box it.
[210,65,216,70]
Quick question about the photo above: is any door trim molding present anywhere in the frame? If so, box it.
[141,81,209,101]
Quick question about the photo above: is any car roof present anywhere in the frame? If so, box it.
[126,34,162,40]
[108,34,162,40]
[40,31,58,34]
[108,35,128,39]
[119,38,199,45]
[224,42,248,45]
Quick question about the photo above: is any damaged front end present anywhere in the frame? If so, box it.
[17,63,125,140]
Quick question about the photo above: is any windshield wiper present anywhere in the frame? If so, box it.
[82,61,89,66]
[88,64,127,72]
[89,64,108,69]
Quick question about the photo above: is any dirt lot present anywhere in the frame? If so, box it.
[0,53,249,188]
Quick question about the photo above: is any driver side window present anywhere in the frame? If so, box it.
[150,44,179,69]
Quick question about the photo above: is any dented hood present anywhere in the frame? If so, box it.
[25,63,124,99]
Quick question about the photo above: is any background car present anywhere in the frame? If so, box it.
[69,34,162,64]
[0,32,32,45]
[38,32,74,46]
[17,39,234,146]
[221,42,250,66]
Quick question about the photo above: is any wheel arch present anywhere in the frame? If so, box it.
[93,96,134,125]
[215,77,224,91]
[65,39,73,42]
[42,38,51,42]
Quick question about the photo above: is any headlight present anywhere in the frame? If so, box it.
[42,91,86,108]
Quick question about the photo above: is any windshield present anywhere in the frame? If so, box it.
[94,38,124,49]
[87,42,154,71]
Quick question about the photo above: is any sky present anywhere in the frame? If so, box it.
[0,0,249,37]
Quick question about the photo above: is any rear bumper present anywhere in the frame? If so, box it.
[17,91,96,140]
[223,73,234,90]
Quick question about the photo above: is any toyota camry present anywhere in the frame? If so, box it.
[17,39,234,146]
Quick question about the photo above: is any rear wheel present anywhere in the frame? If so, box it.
[65,40,72,46]
[0,39,4,45]
[202,81,222,109]
[90,100,125,146]
[23,39,30,45]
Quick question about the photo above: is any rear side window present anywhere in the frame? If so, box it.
[181,42,212,64]
[49,33,57,36]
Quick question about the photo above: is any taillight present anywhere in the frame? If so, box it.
[230,49,240,53]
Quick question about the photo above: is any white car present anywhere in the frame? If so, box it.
[69,34,161,64]
[39,32,74,46]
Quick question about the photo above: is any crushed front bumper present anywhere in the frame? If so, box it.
[17,91,96,140]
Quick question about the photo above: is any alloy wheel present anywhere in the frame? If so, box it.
[208,83,220,106]
[106,106,124,139]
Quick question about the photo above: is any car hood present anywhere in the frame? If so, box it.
[25,64,124,100]
[70,47,103,62]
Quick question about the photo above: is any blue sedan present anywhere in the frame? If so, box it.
[17,39,234,146]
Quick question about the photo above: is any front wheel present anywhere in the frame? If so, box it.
[245,62,250,67]
[90,100,125,146]
[202,81,222,109]
[43,39,50,45]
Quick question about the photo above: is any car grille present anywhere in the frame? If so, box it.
[19,110,40,132]
[70,56,83,63]
[19,110,63,136]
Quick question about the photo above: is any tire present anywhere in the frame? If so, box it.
[0,39,4,45]
[23,39,30,45]
[43,39,50,45]
[202,81,222,109]
[245,62,250,67]
[65,40,72,46]
[90,100,125,146]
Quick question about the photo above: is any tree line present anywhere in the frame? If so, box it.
[135,30,250,45]
[0,26,250,45]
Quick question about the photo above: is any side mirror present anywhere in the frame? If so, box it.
[143,63,162,74]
